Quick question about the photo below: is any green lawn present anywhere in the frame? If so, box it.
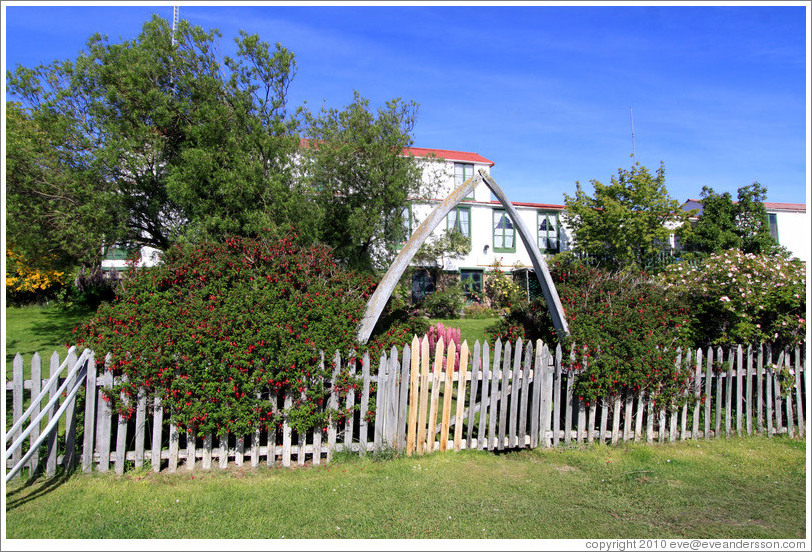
[5,304,95,379]
[5,436,806,539]
[427,317,498,347]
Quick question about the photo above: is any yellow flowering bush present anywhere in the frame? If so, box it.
[6,248,68,303]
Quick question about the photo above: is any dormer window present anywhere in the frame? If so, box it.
[454,163,476,200]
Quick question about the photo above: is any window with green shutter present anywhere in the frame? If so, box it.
[537,211,560,253]
[455,163,475,200]
[447,206,471,238]
[493,210,515,253]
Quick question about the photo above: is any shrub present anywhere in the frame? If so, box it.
[462,302,497,319]
[421,282,466,318]
[484,259,525,311]
[488,257,692,408]
[75,234,411,437]
[61,266,122,309]
[658,249,806,349]
[5,247,68,305]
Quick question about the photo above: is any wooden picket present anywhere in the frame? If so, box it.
[6,340,808,480]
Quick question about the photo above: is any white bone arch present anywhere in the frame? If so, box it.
[357,169,569,343]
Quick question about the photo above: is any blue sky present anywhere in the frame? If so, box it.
[3,2,809,206]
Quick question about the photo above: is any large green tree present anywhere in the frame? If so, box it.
[301,91,425,272]
[7,16,424,275]
[681,182,783,256]
[6,16,308,267]
[563,162,692,269]
[6,101,117,268]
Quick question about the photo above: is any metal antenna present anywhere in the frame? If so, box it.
[630,106,637,163]
[171,6,179,46]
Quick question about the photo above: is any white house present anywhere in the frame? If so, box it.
[403,147,570,301]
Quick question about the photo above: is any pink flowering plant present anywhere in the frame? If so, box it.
[75,234,423,436]
[658,249,806,349]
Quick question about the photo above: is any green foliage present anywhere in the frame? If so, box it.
[682,183,785,256]
[74,234,409,437]
[484,259,525,311]
[5,102,117,269]
[7,17,305,262]
[301,91,424,272]
[658,250,806,349]
[412,228,472,270]
[462,302,498,319]
[421,282,466,319]
[488,257,692,407]
[681,187,742,254]
[563,162,691,270]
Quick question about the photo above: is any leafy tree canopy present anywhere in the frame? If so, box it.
[7,16,423,275]
[301,91,425,272]
[681,183,784,256]
[563,162,692,270]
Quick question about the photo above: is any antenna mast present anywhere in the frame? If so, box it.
[630,106,637,164]
[171,6,179,46]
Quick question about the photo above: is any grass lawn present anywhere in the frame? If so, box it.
[5,304,95,380]
[427,317,498,346]
[4,436,806,540]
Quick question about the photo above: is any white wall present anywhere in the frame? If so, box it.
[774,210,809,263]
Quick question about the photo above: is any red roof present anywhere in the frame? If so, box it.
[404,147,495,167]
[300,139,495,167]
[685,199,806,213]
[489,200,566,210]
[762,202,806,212]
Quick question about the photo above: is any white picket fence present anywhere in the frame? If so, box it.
[5,338,807,480]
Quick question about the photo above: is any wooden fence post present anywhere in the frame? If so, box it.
[396,343,412,451]
[745,345,753,436]
[29,354,42,476]
[478,342,492,450]
[81,352,98,473]
[375,351,389,453]
[692,348,702,439]
[756,344,765,434]
[416,337,431,454]
[427,337,444,453]
[114,381,129,475]
[794,347,805,439]
[529,341,543,449]
[453,341,470,451]
[498,340,512,450]
[358,353,371,455]
[467,341,482,450]
[704,347,713,439]
[552,344,561,447]
[439,340,456,452]
[519,341,532,447]
[46,353,60,476]
[326,350,341,463]
[152,395,164,472]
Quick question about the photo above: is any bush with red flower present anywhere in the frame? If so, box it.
[75,233,425,436]
[487,254,692,408]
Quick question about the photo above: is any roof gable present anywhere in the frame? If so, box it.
[404,147,495,167]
